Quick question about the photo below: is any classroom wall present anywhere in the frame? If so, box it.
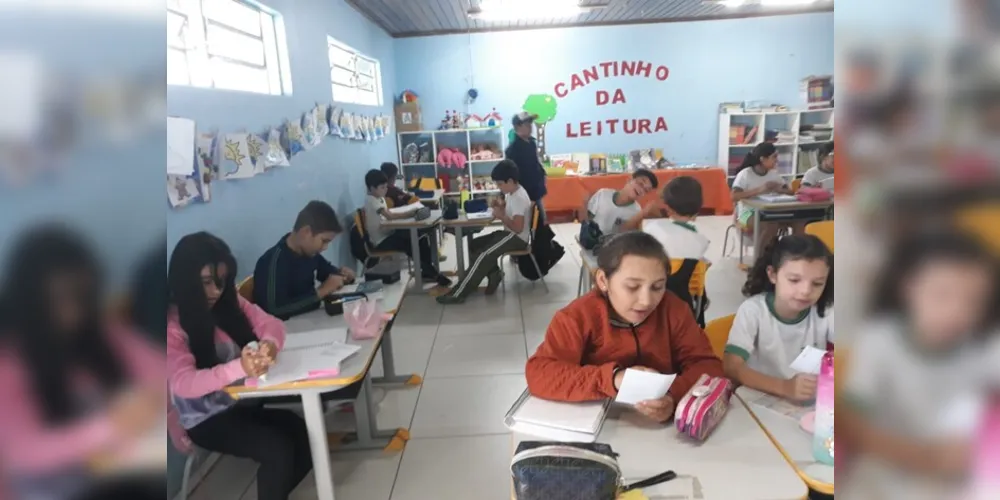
[166,1,395,496]
[167,0,398,278]
[393,12,833,163]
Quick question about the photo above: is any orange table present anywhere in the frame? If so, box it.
[543,168,733,219]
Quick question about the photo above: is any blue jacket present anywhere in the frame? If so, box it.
[253,234,340,319]
[505,136,547,201]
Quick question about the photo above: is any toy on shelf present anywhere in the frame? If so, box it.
[450,110,462,129]
[472,176,498,192]
[469,143,501,161]
[437,147,467,169]
[403,143,419,164]
[418,142,432,163]
[399,90,418,103]
[484,108,502,128]
[440,111,452,130]
[465,114,484,128]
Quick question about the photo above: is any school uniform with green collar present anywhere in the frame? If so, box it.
[724,293,834,380]
[732,167,785,226]
[802,166,834,191]
[644,219,710,261]
[586,188,641,235]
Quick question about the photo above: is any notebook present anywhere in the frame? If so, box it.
[504,389,611,442]
[758,194,798,203]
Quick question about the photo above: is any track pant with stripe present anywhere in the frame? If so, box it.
[449,230,527,299]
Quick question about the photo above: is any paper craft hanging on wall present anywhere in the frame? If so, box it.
[195,131,216,201]
[263,127,290,168]
[167,174,200,208]
[339,112,355,139]
[248,133,267,174]
[365,116,375,142]
[283,120,305,156]
[220,133,255,179]
[314,104,330,138]
[328,107,344,137]
[373,114,385,140]
[353,114,365,141]
[167,116,195,176]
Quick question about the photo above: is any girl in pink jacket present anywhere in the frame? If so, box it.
[167,232,310,500]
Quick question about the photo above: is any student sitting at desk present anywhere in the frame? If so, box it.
[731,142,805,247]
[801,142,834,191]
[525,232,723,422]
[0,226,164,500]
[723,235,834,403]
[364,169,451,287]
[580,168,658,234]
[380,162,420,208]
[254,200,354,320]
[168,232,314,500]
[437,160,531,304]
[644,175,710,261]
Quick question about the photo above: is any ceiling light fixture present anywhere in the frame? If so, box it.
[760,0,820,6]
[468,0,604,21]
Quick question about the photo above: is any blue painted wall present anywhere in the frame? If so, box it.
[393,12,833,163]
[166,1,395,497]
[167,0,397,278]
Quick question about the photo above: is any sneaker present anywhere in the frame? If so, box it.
[436,293,466,305]
[435,274,453,287]
[485,269,503,295]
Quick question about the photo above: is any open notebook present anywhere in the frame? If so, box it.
[504,389,611,442]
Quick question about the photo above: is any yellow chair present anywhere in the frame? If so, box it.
[670,258,709,318]
[790,178,802,193]
[237,275,254,303]
[957,202,1000,256]
[502,203,549,293]
[354,209,413,276]
[703,314,734,360]
[408,176,441,191]
[805,220,834,252]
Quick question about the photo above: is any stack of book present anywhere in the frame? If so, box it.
[504,389,611,442]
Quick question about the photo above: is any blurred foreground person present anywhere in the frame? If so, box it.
[0,225,164,499]
[840,228,1000,499]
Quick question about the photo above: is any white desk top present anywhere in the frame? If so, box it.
[736,387,834,489]
[440,212,502,228]
[741,197,834,211]
[382,209,442,229]
[227,273,411,397]
[512,403,805,499]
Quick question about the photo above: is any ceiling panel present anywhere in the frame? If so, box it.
[344,0,833,37]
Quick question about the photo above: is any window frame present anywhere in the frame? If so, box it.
[327,37,383,107]
[168,0,292,96]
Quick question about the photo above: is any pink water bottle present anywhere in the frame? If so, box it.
[812,351,834,465]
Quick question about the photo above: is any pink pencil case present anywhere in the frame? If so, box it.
[244,368,340,387]
[674,374,733,441]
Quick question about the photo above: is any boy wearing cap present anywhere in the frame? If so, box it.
[505,112,547,212]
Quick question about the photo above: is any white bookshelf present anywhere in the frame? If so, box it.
[718,108,834,179]
[395,127,507,196]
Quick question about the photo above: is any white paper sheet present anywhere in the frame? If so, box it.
[789,346,826,375]
[514,396,607,434]
[388,201,424,214]
[614,369,676,405]
[283,328,349,350]
[167,116,196,176]
[758,194,798,203]
[466,210,494,220]
[257,340,361,388]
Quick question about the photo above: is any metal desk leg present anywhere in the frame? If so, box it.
[337,377,409,452]
[409,228,424,290]
[577,264,584,297]
[454,226,466,280]
[430,228,440,269]
[371,326,418,386]
[301,392,336,500]
[752,209,761,260]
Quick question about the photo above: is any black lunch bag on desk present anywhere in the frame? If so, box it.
[511,441,677,500]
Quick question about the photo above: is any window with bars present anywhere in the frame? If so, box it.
[328,37,383,107]
[167,0,291,95]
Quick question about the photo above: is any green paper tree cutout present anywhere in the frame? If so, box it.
[522,94,557,158]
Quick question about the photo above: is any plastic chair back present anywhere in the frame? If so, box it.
[791,178,802,193]
[237,276,254,303]
[671,259,708,298]
[704,314,734,360]
[805,220,834,252]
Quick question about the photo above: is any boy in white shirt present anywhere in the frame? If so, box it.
[581,169,658,235]
[437,160,531,304]
[644,176,710,261]
[363,169,451,287]
[801,142,835,191]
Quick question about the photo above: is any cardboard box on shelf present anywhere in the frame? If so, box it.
[394,103,422,132]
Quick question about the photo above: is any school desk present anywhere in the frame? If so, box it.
[509,402,806,500]
[381,210,443,292]
[440,213,503,280]
[225,272,416,500]
[543,168,734,220]
[736,387,834,495]
[740,197,833,258]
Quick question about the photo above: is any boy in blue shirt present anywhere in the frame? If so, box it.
[254,200,354,319]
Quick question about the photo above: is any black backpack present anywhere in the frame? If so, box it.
[516,222,565,281]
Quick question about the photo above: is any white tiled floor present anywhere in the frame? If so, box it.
[187,217,750,500]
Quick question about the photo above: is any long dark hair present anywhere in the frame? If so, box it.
[0,224,125,424]
[168,232,256,369]
[871,227,1000,332]
[742,234,834,317]
[737,142,778,174]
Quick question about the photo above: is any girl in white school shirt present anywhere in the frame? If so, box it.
[723,234,834,403]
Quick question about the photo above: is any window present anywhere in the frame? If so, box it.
[328,37,383,106]
[167,0,292,95]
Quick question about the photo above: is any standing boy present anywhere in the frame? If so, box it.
[581,168,658,235]
[363,169,451,287]
[437,160,531,304]
[505,112,547,216]
[644,176,710,261]
[254,200,354,320]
